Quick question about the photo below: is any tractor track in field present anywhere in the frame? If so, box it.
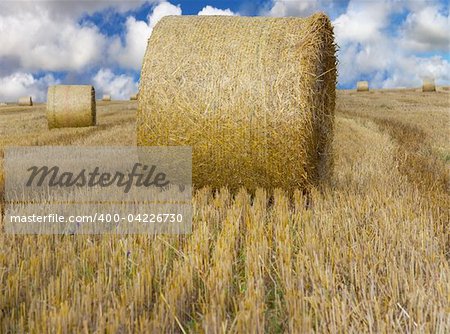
[338,109,448,193]
[338,109,449,256]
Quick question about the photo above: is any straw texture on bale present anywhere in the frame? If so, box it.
[356,81,369,92]
[422,79,436,92]
[47,85,96,129]
[102,95,111,101]
[130,94,138,100]
[18,96,32,106]
[137,14,337,193]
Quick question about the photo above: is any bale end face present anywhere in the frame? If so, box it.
[356,81,369,92]
[18,96,33,106]
[47,85,96,129]
[137,14,337,193]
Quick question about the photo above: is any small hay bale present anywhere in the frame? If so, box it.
[137,14,337,193]
[356,81,369,92]
[130,94,138,100]
[47,85,96,129]
[102,95,111,101]
[18,96,33,106]
[422,78,436,92]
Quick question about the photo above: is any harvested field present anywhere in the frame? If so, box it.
[0,89,449,332]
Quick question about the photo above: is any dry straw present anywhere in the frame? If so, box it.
[47,85,96,129]
[18,96,33,106]
[102,95,111,101]
[422,78,436,92]
[356,81,369,92]
[137,14,337,193]
[130,94,138,100]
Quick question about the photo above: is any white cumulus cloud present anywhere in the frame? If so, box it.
[266,0,319,17]
[0,72,60,103]
[0,0,163,74]
[92,68,138,100]
[109,2,237,71]
[198,5,236,16]
[109,1,182,71]
[109,17,153,71]
[400,5,450,52]
[0,1,158,18]
[333,0,450,88]
[382,55,450,88]
[148,1,182,26]
[333,1,394,44]
[0,8,106,72]
[1,0,448,101]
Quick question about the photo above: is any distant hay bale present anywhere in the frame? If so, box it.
[130,94,138,100]
[18,96,32,106]
[356,81,369,92]
[102,95,111,101]
[422,78,436,92]
[137,14,337,193]
[47,85,96,129]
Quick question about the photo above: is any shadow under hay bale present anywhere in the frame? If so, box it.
[422,79,436,92]
[356,81,369,92]
[18,96,32,106]
[137,14,337,193]
[47,85,96,129]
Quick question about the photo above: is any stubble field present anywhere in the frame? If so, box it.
[0,89,449,332]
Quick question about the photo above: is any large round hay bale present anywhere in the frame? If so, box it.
[47,85,96,129]
[130,94,138,100]
[356,81,369,92]
[422,78,436,92]
[102,95,111,101]
[18,96,32,106]
[137,14,337,193]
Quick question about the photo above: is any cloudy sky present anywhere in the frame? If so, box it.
[0,0,448,101]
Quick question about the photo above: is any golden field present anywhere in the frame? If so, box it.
[0,89,449,333]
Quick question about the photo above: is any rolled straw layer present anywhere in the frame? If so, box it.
[138,14,337,192]
[18,96,32,106]
[422,79,436,92]
[356,81,369,92]
[47,85,96,128]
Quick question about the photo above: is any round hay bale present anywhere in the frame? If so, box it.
[102,95,111,101]
[47,85,96,129]
[18,96,33,106]
[356,81,369,92]
[137,14,337,193]
[422,78,436,92]
[130,94,138,100]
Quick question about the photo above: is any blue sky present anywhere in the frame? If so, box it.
[0,0,449,101]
